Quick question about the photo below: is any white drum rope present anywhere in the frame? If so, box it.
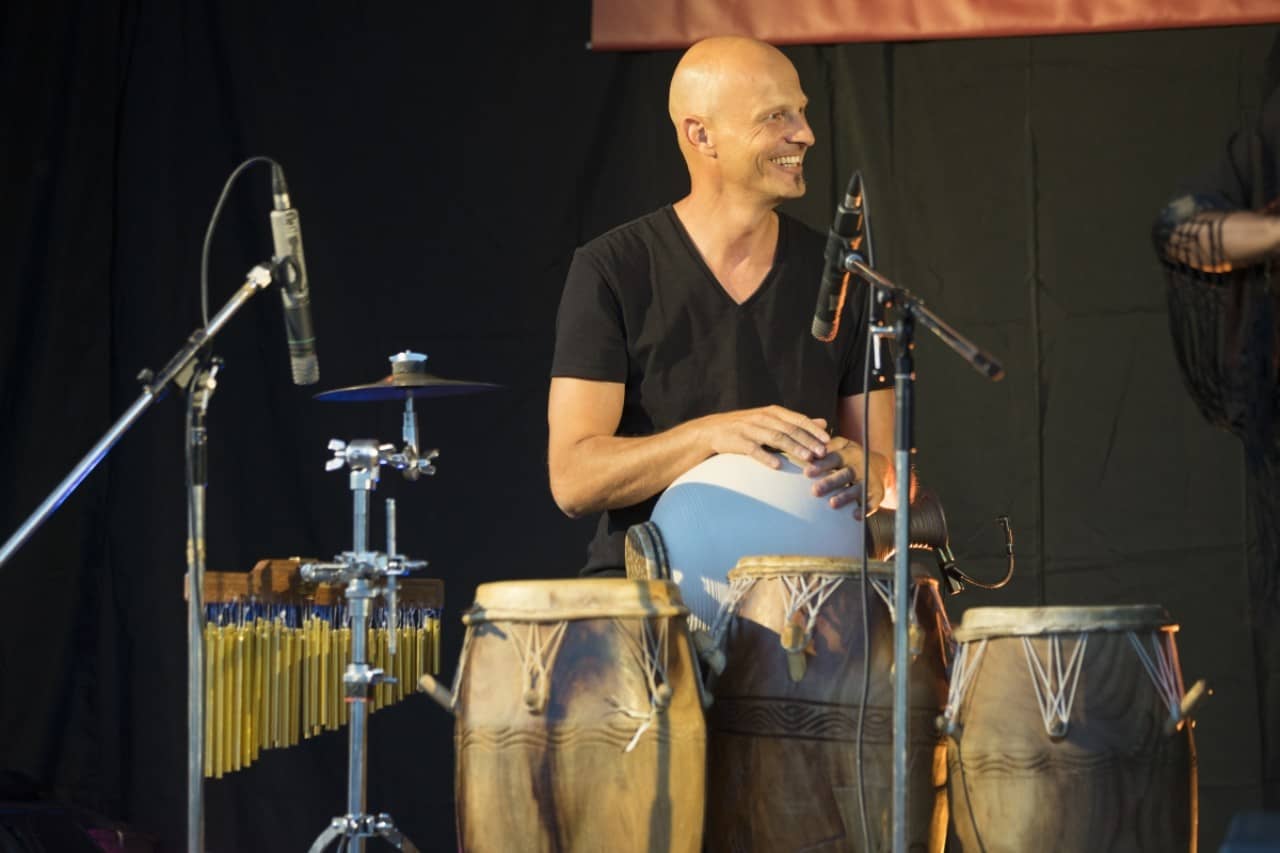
[941,638,988,732]
[1021,634,1088,737]
[1127,630,1185,721]
[708,576,757,650]
[924,583,957,666]
[509,621,570,715]
[780,574,845,638]
[611,616,674,752]
[868,577,922,627]
[448,625,476,713]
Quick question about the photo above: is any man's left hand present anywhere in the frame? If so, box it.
[805,436,889,519]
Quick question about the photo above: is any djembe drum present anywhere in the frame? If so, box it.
[643,452,864,631]
[704,555,951,853]
[446,578,708,853]
[940,606,1201,852]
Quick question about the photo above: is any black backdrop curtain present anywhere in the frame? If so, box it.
[1,1,1277,849]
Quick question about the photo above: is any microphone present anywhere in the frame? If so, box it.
[269,165,319,385]
[812,171,868,342]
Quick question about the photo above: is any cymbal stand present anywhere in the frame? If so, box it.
[302,430,435,853]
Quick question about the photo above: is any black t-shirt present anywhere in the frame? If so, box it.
[551,205,887,574]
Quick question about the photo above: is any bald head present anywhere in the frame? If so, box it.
[667,36,814,204]
[668,36,794,129]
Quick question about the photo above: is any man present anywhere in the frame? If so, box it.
[548,36,897,576]
[1154,83,1280,806]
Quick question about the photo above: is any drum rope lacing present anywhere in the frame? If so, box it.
[709,576,758,651]
[780,574,846,640]
[448,626,476,713]
[508,622,570,714]
[941,638,988,733]
[1127,630,1186,723]
[610,617,672,752]
[1021,634,1089,737]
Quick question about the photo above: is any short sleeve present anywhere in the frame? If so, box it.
[550,247,628,382]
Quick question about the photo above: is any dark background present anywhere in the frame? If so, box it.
[1,2,1275,849]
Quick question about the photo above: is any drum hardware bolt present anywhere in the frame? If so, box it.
[1047,720,1069,739]
[653,683,674,710]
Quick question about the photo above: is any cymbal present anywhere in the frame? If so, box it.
[314,351,501,402]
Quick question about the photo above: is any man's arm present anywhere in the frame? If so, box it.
[547,376,833,518]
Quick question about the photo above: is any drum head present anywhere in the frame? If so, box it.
[953,604,1174,642]
[729,554,932,582]
[465,578,688,624]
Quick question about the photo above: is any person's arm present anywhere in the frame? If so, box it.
[1158,206,1280,273]
[547,376,833,518]
[803,387,898,517]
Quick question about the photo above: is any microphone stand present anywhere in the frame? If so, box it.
[0,262,278,853]
[846,256,1003,853]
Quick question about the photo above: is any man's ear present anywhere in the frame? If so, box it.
[682,117,716,157]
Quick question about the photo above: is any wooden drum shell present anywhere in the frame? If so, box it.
[453,579,707,853]
[705,556,951,853]
[945,606,1198,853]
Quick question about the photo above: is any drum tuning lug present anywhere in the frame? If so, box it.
[522,688,547,714]
[692,630,726,676]
[1047,720,1069,739]
[935,714,960,737]
[653,683,673,710]
[418,673,456,715]
[786,650,808,682]
[1165,678,1208,736]
[909,623,924,658]
[780,623,808,654]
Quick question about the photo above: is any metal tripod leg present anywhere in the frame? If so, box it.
[306,814,420,852]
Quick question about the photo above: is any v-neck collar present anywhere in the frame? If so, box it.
[664,205,786,309]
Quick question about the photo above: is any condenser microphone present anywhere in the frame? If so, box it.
[812,171,867,342]
[269,165,319,385]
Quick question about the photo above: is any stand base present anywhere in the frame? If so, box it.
[307,813,419,853]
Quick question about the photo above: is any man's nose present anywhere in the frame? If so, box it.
[791,114,816,147]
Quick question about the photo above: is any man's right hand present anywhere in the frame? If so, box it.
[697,405,830,469]
[549,379,833,517]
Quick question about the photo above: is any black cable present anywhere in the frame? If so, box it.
[199,156,279,325]
[854,272,876,853]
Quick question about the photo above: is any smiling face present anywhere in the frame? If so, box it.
[712,59,814,202]
[670,38,816,206]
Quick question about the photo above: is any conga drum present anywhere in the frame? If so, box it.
[450,579,708,853]
[704,555,951,853]
[941,606,1199,852]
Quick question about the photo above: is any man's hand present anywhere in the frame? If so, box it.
[805,435,889,520]
[698,405,831,469]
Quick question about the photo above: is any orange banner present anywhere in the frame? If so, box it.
[590,0,1280,51]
